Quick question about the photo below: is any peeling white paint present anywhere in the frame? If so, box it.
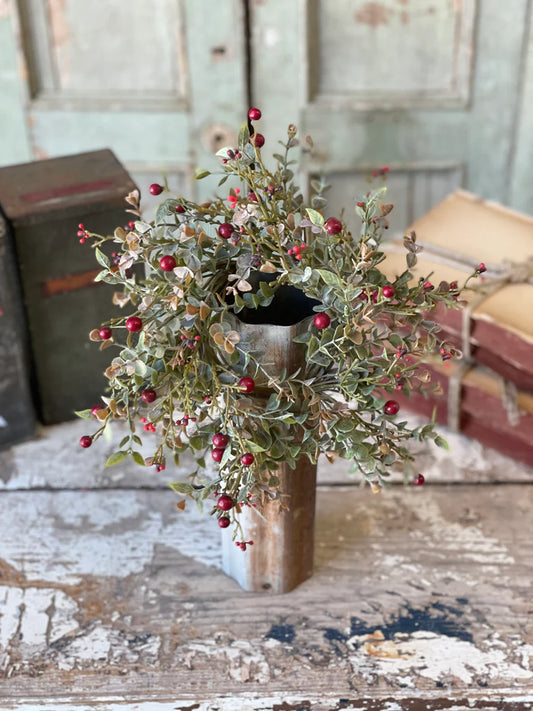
[53,626,161,671]
[0,491,222,585]
[0,586,78,651]
[185,639,271,684]
[5,695,533,711]
[348,630,533,685]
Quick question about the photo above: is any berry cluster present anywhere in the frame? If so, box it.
[221,149,244,165]
[287,243,306,260]
[176,414,196,427]
[372,166,391,178]
[77,223,90,244]
[141,418,156,432]
[212,432,229,462]
[180,333,201,351]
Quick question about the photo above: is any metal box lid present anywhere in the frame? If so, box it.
[0,149,136,223]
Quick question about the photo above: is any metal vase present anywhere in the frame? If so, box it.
[221,317,318,594]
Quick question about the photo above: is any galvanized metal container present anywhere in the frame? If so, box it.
[221,318,317,593]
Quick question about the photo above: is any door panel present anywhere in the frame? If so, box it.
[251,0,533,229]
[2,0,532,218]
[311,0,475,108]
[2,0,247,202]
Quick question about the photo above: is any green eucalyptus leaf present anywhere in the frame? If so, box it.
[317,269,343,287]
[238,123,250,150]
[93,269,111,282]
[75,409,95,420]
[434,435,449,450]
[169,481,194,494]
[131,451,145,466]
[195,168,211,180]
[94,247,110,268]
[188,435,205,451]
[105,450,128,467]
[306,208,324,226]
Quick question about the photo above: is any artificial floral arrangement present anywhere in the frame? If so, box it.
[77,108,480,541]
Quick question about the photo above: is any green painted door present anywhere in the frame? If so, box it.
[2,0,532,225]
[0,0,247,203]
[250,0,533,231]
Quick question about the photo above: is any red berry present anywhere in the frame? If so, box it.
[413,474,425,486]
[141,389,157,404]
[477,263,487,274]
[218,223,234,239]
[126,316,142,332]
[325,217,342,235]
[238,377,255,393]
[79,435,92,448]
[384,400,400,415]
[217,494,234,511]
[212,448,225,463]
[212,433,229,449]
[248,107,262,121]
[382,285,395,298]
[99,327,112,340]
[159,255,176,271]
[241,453,254,466]
[314,312,331,329]
[248,192,258,202]
[252,133,265,148]
[91,405,104,418]
[218,516,231,528]
[149,183,163,196]
[175,205,185,213]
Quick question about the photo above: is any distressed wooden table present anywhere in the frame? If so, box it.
[0,417,532,710]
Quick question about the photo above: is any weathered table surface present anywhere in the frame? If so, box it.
[0,418,532,710]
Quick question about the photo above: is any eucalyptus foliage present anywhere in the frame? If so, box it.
[78,121,471,517]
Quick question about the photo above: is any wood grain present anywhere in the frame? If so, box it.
[0,484,532,706]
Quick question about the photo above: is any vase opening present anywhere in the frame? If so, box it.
[232,271,320,327]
